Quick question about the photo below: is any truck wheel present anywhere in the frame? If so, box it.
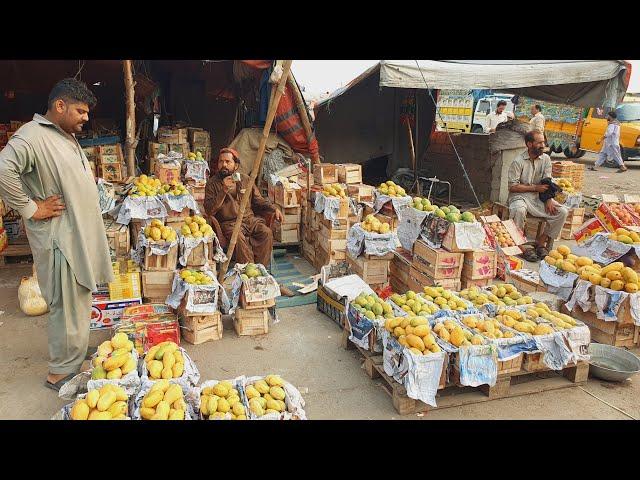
[471,125,483,134]
[620,146,630,161]
[575,149,586,158]
[563,147,576,158]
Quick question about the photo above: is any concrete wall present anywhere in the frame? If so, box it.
[420,128,526,204]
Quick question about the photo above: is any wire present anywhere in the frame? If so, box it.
[75,60,85,81]
[578,386,637,420]
[413,60,482,208]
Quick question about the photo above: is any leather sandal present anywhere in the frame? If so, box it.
[535,246,549,259]
[521,248,540,262]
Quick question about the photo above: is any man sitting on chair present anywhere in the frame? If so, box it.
[204,147,283,266]
[508,130,569,262]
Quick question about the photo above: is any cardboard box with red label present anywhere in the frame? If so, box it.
[595,203,640,231]
[462,249,497,280]
[573,217,606,244]
[90,296,142,330]
[480,215,527,257]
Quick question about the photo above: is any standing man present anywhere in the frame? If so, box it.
[529,104,545,134]
[0,78,113,391]
[485,100,515,133]
[204,147,284,266]
[590,111,628,172]
[507,130,569,262]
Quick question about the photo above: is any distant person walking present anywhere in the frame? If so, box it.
[589,111,627,172]
[529,104,548,153]
[485,100,515,133]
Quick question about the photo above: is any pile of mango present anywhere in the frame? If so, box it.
[543,244,598,274]
[180,268,214,286]
[361,214,391,234]
[144,219,177,243]
[352,292,393,320]
[377,180,407,197]
[494,308,555,335]
[384,315,441,355]
[240,263,264,281]
[200,381,246,420]
[422,286,470,312]
[461,315,516,340]
[608,227,640,245]
[91,333,137,381]
[460,284,533,308]
[129,175,189,198]
[411,196,436,212]
[180,215,214,239]
[70,385,129,420]
[139,380,187,420]
[555,178,576,194]
[431,204,476,223]
[246,375,288,417]
[187,151,206,162]
[432,319,476,347]
[522,303,578,330]
[389,291,440,316]
[322,183,347,199]
[144,341,185,380]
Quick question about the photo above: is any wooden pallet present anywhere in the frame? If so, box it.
[343,330,589,416]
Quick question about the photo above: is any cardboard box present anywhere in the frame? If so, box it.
[313,163,338,185]
[461,249,497,280]
[104,219,130,258]
[148,141,168,158]
[99,163,124,183]
[337,163,362,184]
[573,217,606,244]
[461,276,492,289]
[168,143,189,158]
[108,272,142,301]
[157,127,188,144]
[111,259,140,275]
[412,240,463,279]
[407,266,461,291]
[496,247,524,281]
[481,215,526,256]
[155,162,182,185]
[596,203,640,231]
[504,269,546,294]
[90,296,142,330]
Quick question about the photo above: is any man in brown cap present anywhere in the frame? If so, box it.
[204,147,283,266]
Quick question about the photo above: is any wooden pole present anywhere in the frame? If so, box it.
[218,60,293,282]
[123,60,137,177]
[287,72,318,164]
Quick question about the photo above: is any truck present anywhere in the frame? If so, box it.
[435,91,514,134]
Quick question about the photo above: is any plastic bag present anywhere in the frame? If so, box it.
[18,267,48,316]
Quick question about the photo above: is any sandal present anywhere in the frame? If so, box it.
[535,246,549,259]
[588,166,597,171]
[44,372,78,392]
[617,167,628,173]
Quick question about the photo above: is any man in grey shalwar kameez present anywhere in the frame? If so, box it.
[0,78,113,390]
[507,130,569,262]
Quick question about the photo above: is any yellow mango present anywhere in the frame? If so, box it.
[146,345,160,361]
[606,270,623,282]
[173,351,184,364]
[269,386,286,401]
[413,324,431,337]
[103,353,129,372]
[108,401,128,417]
[162,352,176,370]
[232,403,246,416]
[600,262,624,275]
[266,399,282,412]
[106,368,122,380]
[148,360,163,379]
[625,283,639,293]
[164,384,182,406]
[71,401,90,420]
[265,374,284,387]
[154,400,170,420]
[161,367,173,379]
[610,280,625,291]
[172,362,184,378]
[245,385,260,399]
[393,326,406,337]
[88,410,112,420]
[557,245,571,256]
[575,256,593,267]
[150,379,171,393]
[121,356,137,375]
[406,334,426,351]
[86,389,100,409]
[143,389,164,408]
[217,398,230,413]
[622,267,638,284]
[249,398,264,417]
[96,391,117,412]
[168,408,184,420]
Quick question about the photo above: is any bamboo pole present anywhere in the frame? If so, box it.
[287,71,318,164]
[123,60,137,177]
[218,60,293,282]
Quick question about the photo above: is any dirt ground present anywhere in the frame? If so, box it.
[1,152,639,420]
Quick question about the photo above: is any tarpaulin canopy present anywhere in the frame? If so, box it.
[320,60,631,108]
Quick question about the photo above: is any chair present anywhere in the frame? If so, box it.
[524,215,555,250]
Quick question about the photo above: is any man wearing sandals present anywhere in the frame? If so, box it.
[589,111,627,173]
[507,130,569,262]
[0,79,113,390]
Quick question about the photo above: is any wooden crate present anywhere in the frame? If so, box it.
[166,206,191,220]
[143,244,178,271]
[187,184,206,202]
[319,222,347,240]
[282,206,302,224]
[181,323,222,344]
[407,266,461,292]
[155,163,181,185]
[317,234,347,255]
[374,212,399,231]
[240,287,276,310]
[274,224,300,243]
[234,308,269,336]
[148,141,168,158]
[141,270,174,301]
[412,240,463,279]
[189,129,210,146]
[313,163,338,185]
[497,353,523,375]
[504,269,546,294]
[569,307,638,347]
[274,184,300,208]
[347,252,390,284]
[461,276,492,289]
[157,127,188,144]
[461,249,497,280]
[347,184,375,203]
[104,220,130,258]
[337,163,362,184]
[185,239,214,267]
[389,249,412,291]
[179,309,221,330]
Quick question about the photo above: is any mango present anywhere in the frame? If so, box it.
[600,278,612,289]
[168,409,185,420]
[71,401,90,420]
[91,366,107,380]
[207,397,218,416]
[589,273,602,285]
[153,400,170,420]
[413,324,431,337]
[601,262,624,275]
[266,399,282,412]
[557,245,571,256]
[606,271,623,282]
[232,403,246,416]
[96,391,117,412]
[121,356,137,375]
[172,362,184,378]
[108,401,128,417]
[148,360,163,379]
[265,374,284,387]
[162,352,176,370]
[150,379,171,393]
[103,353,129,372]
[623,267,638,284]
[625,283,639,293]
[249,398,264,417]
[164,384,182,406]
[86,390,100,409]
[269,386,286,401]
[610,280,625,291]
[143,390,164,408]
[575,256,593,267]
[213,382,230,397]
[88,410,112,420]
[106,368,122,380]
[217,398,230,413]
[406,334,426,351]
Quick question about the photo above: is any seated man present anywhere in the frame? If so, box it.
[204,147,283,266]
[508,130,569,262]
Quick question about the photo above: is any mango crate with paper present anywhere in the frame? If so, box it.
[133,218,179,271]
[178,215,226,268]
[140,340,200,387]
[198,378,248,420]
[347,290,388,352]
[54,384,132,420]
[243,374,307,420]
[133,380,197,420]
[227,263,280,312]
[166,266,223,315]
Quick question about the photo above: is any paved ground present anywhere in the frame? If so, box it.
[1,152,639,420]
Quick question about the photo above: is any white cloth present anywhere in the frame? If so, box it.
[595,122,624,167]
[485,111,513,132]
[529,112,545,133]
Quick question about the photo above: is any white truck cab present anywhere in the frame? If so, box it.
[471,94,514,133]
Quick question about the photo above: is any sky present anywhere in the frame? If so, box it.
[293,60,640,100]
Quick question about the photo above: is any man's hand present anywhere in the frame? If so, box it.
[32,195,65,220]
[545,199,557,215]
[533,184,549,193]
[274,208,284,223]
[222,175,235,192]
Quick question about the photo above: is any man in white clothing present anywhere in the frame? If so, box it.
[589,111,627,173]
[485,100,514,133]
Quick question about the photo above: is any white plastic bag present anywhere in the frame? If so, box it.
[18,266,48,316]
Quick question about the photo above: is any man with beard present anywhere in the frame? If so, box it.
[0,78,113,390]
[204,147,283,266]
[507,130,568,262]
